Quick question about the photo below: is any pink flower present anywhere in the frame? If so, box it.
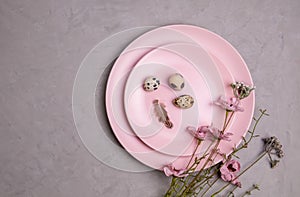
[220,159,241,187]
[187,125,234,142]
[214,96,244,112]
[206,126,233,142]
[163,164,187,177]
[219,132,234,141]
[186,126,209,140]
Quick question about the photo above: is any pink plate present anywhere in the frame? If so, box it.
[105,25,254,170]
[124,43,228,157]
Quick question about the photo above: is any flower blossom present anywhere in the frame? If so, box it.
[231,81,255,100]
[186,126,209,140]
[263,136,284,168]
[218,132,234,141]
[163,164,187,177]
[187,125,234,142]
[214,96,244,112]
[206,126,233,142]
[220,159,241,187]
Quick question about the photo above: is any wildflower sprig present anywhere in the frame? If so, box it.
[163,82,283,197]
[263,136,284,168]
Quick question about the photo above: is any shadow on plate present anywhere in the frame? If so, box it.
[95,57,124,148]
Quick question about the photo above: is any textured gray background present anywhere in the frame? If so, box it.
[1,0,300,196]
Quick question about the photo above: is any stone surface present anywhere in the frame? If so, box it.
[0,0,300,196]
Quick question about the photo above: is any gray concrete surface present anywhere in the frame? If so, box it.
[0,0,299,196]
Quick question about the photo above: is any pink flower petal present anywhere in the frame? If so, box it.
[163,166,174,177]
[214,96,244,112]
[186,126,208,140]
[220,159,242,186]
[163,164,187,177]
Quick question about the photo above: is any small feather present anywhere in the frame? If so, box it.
[153,100,173,129]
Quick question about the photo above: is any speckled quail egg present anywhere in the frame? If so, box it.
[168,73,185,91]
[143,76,160,92]
[172,95,194,109]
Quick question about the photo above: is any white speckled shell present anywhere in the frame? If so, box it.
[168,73,184,91]
[172,95,194,109]
[143,76,160,92]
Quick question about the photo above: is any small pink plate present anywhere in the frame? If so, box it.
[124,43,226,157]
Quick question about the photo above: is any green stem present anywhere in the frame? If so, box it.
[180,111,235,196]
[223,111,234,133]
[181,139,221,196]
[200,177,219,197]
[176,141,215,195]
[231,109,268,156]
[227,185,238,197]
[192,166,219,190]
[186,140,202,169]
[164,177,177,197]
[222,110,229,130]
[164,135,206,196]
[241,184,259,197]
[211,152,267,196]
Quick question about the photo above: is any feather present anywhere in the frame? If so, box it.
[153,99,173,129]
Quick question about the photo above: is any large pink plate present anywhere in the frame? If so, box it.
[105,25,254,170]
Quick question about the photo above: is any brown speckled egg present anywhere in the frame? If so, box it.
[172,95,194,109]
